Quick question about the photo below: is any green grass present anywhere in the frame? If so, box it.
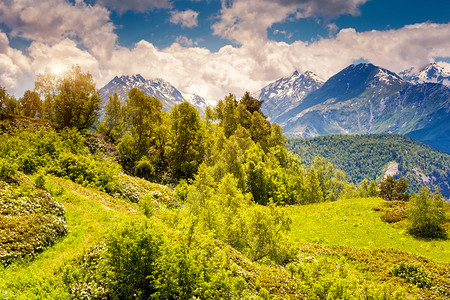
[286,197,450,263]
[0,176,136,299]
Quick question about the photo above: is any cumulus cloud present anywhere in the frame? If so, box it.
[0,31,30,92]
[0,1,449,104]
[327,23,339,36]
[3,21,450,101]
[175,36,197,47]
[29,39,100,78]
[0,0,117,58]
[87,22,450,102]
[212,0,294,45]
[277,0,369,17]
[212,0,369,45]
[95,0,171,14]
[170,9,199,28]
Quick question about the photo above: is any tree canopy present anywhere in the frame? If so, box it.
[34,65,101,130]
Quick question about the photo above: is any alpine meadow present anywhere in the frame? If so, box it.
[1,0,450,299]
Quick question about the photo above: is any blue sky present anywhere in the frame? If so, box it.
[0,0,449,100]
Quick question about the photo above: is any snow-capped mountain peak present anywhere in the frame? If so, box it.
[99,74,209,114]
[372,67,404,85]
[256,70,324,121]
[400,62,450,86]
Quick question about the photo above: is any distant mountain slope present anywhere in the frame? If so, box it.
[400,62,450,86]
[275,63,406,125]
[256,70,324,121]
[274,63,450,152]
[99,74,208,113]
[286,134,450,197]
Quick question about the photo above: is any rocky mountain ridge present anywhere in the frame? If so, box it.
[99,74,208,113]
[258,63,450,153]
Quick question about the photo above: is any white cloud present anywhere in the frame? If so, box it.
[327,23,339,36]
[212,0,369,45]
[170,9,199,28]
[0,0,117,58]
[0,31,30,92]
[212,0,293,45]
[3,21,450,101]
[95,0,171,14]
[283,0,369,17]
[29,39,100,78]
[82,22,448,102]
[175,36,197,47]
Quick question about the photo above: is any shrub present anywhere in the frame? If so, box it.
[0,158,17,179]
[175,179,189,202]
[64,218,248,299]
[0,178,67,265]
[188,173,295,264]
[116,174,178,207]
[134,156,156,180]
[34,172,46,189]
[390,262,432,288]
[380,201,407,223]
[48,152,120,194]
[407,187,446,239]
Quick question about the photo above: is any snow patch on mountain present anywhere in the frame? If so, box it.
[400,62,450,86]
[181,92,208,114]
[255,70,324,121]
[99,74,209,113]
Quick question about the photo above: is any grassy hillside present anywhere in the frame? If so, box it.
[286,197,450,262]
[0,175,136,299]
[286,133,450,197]
[2,174,449,299]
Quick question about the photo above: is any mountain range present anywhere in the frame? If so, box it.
[99,63,450,153]
[257,62,450,153]
[256,70,324,121]
[99,74,208,113]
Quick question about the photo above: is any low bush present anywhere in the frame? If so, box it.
[390,262,432,288]
[0,176,67,265]
[116,174,179,208]
[0,214,67,265]
[0,157,17,179]
[187,173,295,265]
[0,127,122,195]
[51,152,120,193]
[379,201,407,223]
[297,243,449,299]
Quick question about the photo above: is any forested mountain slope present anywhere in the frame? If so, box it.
[286,134,450,197]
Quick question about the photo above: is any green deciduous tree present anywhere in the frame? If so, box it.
[239,91,264,115]
[168,101,205,179]
[19,90,42,117]
[35,65,101,129]
[0,86,20,117]
[97,92,126,141]
[379,175,410,201]
[407,187,446,238]
[118,88,165,178]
